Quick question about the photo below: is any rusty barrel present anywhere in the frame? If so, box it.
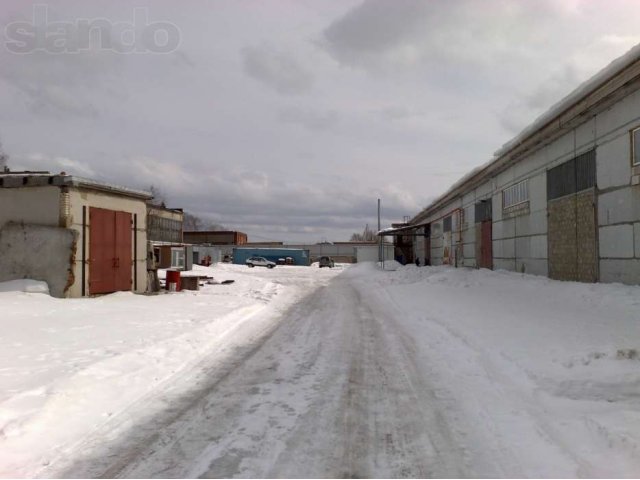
[166,269,181,292]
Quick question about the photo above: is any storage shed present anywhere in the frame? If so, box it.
[0,172,151,297]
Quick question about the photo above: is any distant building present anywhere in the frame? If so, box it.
[146,205,191,274]
[183,230,247,245]
[146,204,183,244]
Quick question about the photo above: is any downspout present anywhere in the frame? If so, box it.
[82,206,86,297]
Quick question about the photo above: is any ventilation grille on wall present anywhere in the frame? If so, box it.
[547,149,596,201]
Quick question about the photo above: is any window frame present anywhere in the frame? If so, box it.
[171,247,185,269]
[502,179,529,210]
[632,126,640,166]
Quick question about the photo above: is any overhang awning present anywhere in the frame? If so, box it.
[377,223,428,236]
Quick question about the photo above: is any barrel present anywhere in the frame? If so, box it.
[166,269,181,292]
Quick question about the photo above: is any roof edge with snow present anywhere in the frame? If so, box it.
[411,42,640,225]
[0,172,152,200]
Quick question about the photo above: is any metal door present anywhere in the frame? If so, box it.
[89,208,115,294]
[547,150,597,282]
[114,211,132,291]
[89,207,132,295]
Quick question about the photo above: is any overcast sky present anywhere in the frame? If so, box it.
[1,1,639,242]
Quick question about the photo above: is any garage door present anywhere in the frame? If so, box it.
[547,150,597,282]
[89,207,133,295]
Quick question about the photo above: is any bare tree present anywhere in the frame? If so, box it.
[0,137,9,171]
[205,222,226,231]
[147,184,167,207]
[183,212,226,232]
[183,212,202,231]
[350,224,377,242]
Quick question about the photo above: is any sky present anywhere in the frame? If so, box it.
[1,0,640,242]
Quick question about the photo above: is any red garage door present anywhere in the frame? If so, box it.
[89,207,132,295]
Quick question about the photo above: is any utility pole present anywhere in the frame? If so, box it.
[378,198,383,268]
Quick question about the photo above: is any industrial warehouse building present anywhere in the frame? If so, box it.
[0,172,151,297]
[387,44,640,285]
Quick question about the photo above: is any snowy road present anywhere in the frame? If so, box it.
[5,263,640,477]
[49,270,459,478]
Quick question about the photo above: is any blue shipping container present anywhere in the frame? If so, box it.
[233,248,310,266]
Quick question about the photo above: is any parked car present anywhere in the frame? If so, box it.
[318,256,335,268]
[246,256,276,268]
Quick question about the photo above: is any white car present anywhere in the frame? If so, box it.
[245,256,276,268]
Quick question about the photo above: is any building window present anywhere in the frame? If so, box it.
[171,248,185,269]
[474,200,492,223]
[443,216,452,232]
[503,180,529,209]
[632,127,640,166]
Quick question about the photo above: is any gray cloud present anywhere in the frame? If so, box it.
[278,107,340,131]
[375,105,425,122]
[4,1,640,242]
[323,0,428,63]
[498,65,583,134]
[321,0,581,72]
[241,44,313,95]
[14,152,415,241]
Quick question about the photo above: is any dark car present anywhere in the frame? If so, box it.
[319,256,335,268]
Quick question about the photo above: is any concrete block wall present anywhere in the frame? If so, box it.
[595,87,640,284]
[430,220,444,265]
[461,204,476,267]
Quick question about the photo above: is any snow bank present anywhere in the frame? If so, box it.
[352,263,640,476]
[0,279,49,294]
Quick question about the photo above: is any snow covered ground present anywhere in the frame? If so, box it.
[1,262,640,477]
[0,264,342,477]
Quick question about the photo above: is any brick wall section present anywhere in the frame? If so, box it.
[548,190,597,282]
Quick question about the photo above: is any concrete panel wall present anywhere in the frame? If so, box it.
[0,186,60,228]
[596,136,631,190]
[520,258,548,276]
[600,259,640,284]
[0,222,77,298]
[599,224,634,258]
[598,188,639,226]
[596,87,640,137]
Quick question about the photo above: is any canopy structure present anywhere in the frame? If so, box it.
[377,223,428,237]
